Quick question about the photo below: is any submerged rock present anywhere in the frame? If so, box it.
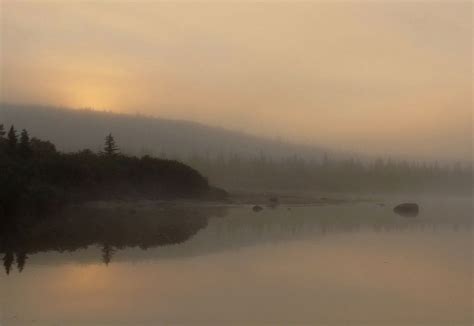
[252,205,263,212]
[393,203,419,217]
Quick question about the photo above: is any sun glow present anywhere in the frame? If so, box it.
[59,81,118,112]
[1,1,471,160]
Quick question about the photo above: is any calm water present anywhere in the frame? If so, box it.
[1,198,472,325]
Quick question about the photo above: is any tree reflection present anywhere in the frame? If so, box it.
[16,252,27,272]
[3,251,14,275]
[102,243,115,265]
[0,205,227,273]
[1,203,471,274]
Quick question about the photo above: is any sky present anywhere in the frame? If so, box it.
[0,1,472,161]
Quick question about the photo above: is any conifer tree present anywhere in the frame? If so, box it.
[103,133,119,156]
[7,125,17,154]
[0,124,6,154]
[19,129,32,158]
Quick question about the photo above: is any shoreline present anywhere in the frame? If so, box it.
[78,192,375,211]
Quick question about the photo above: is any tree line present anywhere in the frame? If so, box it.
[184,152,472,194]
[0,124,223,220]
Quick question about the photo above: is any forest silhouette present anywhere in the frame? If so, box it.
[0,123,226,219]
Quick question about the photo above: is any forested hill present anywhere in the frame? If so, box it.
[0,103,327,160]
[0,124,226,218]
[2,103,470,195]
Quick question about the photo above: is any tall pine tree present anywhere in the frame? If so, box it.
[103,133,119,156]
[7,125,18,155]
[0,124,6,153]
[19,129,32,158]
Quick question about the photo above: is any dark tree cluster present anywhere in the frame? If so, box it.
[0,124,222,220]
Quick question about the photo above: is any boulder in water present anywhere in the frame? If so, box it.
[252,205,263,212]
[393,203,419,217]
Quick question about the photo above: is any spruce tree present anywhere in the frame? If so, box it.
[0,124,5,154]
[7,125,18,154]
[19,129,32,158]
[103,133,119,156]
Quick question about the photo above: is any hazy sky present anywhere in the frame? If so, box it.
[1,1,472,161]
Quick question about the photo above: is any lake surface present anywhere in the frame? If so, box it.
[1,197,472,325]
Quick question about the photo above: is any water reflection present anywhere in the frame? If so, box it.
[0,205,227,273]
[1,200,471,274]
[1,200,472,325]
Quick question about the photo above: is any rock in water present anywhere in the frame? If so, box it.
[393,203,419,217]
[252,205,263,212]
